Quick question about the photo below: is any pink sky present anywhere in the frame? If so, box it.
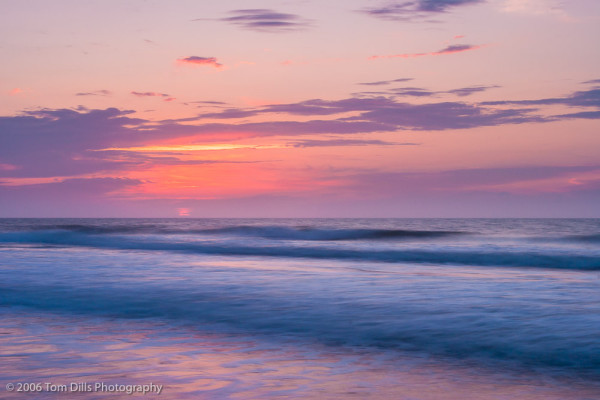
[1,0,599,217]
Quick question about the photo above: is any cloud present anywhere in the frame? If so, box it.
[182,96,545,133]
[198,108,259,119]
[355,84,499,98]
[0,178,144,215]
[9,88,23,96]
[370,44,482,60]
[184,92,562,132]
[446,85,500,96]
[358,78,414,86]
[196,98,388,119]
[391,87,437,97]
[582,79,600,85]
[97,150,261,166]
[177,56,223,68]
[221,9,311,32]
[263,97,400,116]
[0,107,283,180]
[341,101,543,130]
[481,88,600,109]
[131,91,175,102]
[344,165,600,195]
[76,90,112,96]
[35,177,142,193]
[192,100,229,106]
[557,110,600,120]
[0,177,143,198]
[131,91,170,98]
[501,0,566,16]
[289,139,417,148]
[2,86,598,182]
[0,108,147,178]
[361,0,484,22]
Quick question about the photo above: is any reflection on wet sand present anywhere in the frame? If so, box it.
[1,310,598,399]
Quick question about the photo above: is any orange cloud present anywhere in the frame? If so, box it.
[8,88,22,96]
[177,56,223,68]
[0,163,18,171]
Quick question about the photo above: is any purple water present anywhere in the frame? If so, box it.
[1,218,599,398]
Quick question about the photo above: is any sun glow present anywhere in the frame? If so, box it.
[102,144,285,152]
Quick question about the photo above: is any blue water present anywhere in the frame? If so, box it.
[1,218,599,397]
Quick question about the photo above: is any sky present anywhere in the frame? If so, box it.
[1,0,599,217]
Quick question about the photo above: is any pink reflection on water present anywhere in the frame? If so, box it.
[0,310,598,399]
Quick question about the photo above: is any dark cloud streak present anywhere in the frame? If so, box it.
[131,91,171,98]
[446,85,500,97]
[76,90,112,96]
[221,9,311,32]
[481,88,600,108]
[358,78,414,86]
[361,0,484,22]
[370,44,482,60]
[177,56,223,68]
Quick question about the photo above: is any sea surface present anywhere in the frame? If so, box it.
[0,218,599,399]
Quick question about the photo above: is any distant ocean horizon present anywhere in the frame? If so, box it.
[1,218,599,398]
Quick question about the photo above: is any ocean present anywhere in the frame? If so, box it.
[0,218,599,399]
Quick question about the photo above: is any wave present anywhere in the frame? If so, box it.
[1,230,598,270]
[565,233,600,243]
[1,280,598,374]
[0,222,467,241]
[197,226,466,241]
[22,223,158,235]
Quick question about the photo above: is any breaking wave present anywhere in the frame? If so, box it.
[0,230,598,270]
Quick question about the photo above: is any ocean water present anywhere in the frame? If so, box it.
[0,218,599,399]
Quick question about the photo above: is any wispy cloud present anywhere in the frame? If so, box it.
[177,56,223,68]
[344,165,600,196]
[361,0,484,22]
[131,91,170,98]
[190,90,586,131]
[557,110,600,120]
[198,108,259,119]
[393,84,499,97]
[76,90,112,97]
[582,79,600,85]
[192,100,229,106]
[358,78,414,86]
[356,84,499,99]
[220,9,311,32]
[369,44,483,60]
[481,88,600,108]
[289,139,418,148]
[501,0,566,16]
[446,85,500,96]
[391,87,437,97]
[0,178,144,210]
